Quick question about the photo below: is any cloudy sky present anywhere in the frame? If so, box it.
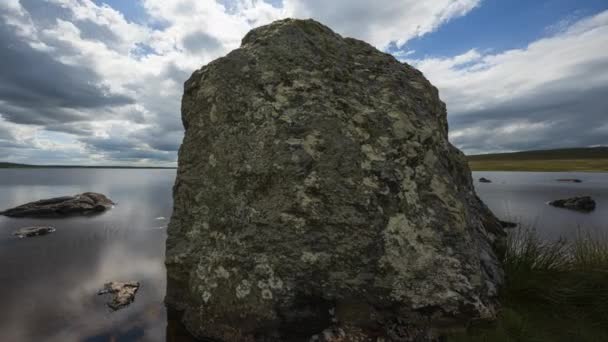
[0,0,607,165]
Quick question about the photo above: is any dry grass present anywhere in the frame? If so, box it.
[449,228,608,342]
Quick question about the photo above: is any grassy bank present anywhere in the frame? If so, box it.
[467,147,608,172]
[449,229,608,342]
[468,158,608,172]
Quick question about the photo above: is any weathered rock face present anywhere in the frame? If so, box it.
[166,18,504,341]
[0,192,114,217]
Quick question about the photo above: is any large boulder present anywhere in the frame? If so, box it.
[166,18,504,341]
[0,192,114,217]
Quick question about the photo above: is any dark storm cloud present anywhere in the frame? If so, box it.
[448,81,608,154]
[79,133,178,162]
[104,149,176,162]
[181,31,222,53]
[0,18,133,126]
[81,136,140,152]
[139,128,183,152]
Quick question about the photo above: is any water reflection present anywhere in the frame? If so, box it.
[0,169,191,342]
[0,169,607,341]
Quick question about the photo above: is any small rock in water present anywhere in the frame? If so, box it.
[499,220,518,228]
[0,192,114,218]
[13,226,56,238]
[549,196,596,212]
[97,281,140,310]
[556,178,582,183]
[479,177,492,183]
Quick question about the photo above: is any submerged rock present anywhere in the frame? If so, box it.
[98,281,140,310]
[13,226,56,238]
[0,192,114,217]
[479,177,492,183]
[166,18,505,341]
[549,196,596,212]
[499,220,518,229]
[556,178,582,183]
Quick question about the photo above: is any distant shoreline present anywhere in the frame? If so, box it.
[468,147,608,172]
[468,159,608,172]
[0,162,175,169]
[3,147,607,172]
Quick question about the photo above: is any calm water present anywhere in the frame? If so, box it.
[0,169,606,341]
[473,171,608,239]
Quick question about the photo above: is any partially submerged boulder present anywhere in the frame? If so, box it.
[556,178,582,183]
[166,18,504,341]
[0,192,114,217]
[97,281,140,310]
[499,220,518,229]
[13,226,56,238]
[549,196,596,212]
[479,177,492,183]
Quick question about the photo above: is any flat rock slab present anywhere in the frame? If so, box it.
[97,281,140,310]
[556,178,582,183]
[13,226,56,238]
[549,196,596,212]
[0,192,114,217]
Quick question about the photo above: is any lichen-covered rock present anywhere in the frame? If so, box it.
[97,281,140,310]
[0,192,114,217]
[549,196,596,212]
[166,18,504,341]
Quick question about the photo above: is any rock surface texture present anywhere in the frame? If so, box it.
[98,281,140,310]
[549,196,596,212]
[13,226,56,238]
[166,19,505,342]
[0,192,114,217]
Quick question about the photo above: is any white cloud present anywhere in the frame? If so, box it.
[407,10,608,153]
[1,0,482,164]
[283,0,480,48]
[1,0,606,163]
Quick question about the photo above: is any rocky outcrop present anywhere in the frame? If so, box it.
[97,281,140,310]
[0,192,114,217]
[13,226,56,238]
[166,18,505,341]
[549,196,596,212]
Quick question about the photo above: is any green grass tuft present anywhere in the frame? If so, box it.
[449,228,608,342]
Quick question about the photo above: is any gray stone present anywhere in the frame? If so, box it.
[499,220,518,229]
[549,196,595,212]
[97,281,140,310]
[166,18,505,341]
[556,178,582,183]
[0,192,114,217]
[478,177,492,183]
[13,226,56,238]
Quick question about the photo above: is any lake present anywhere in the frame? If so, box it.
[0,169,606,341]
